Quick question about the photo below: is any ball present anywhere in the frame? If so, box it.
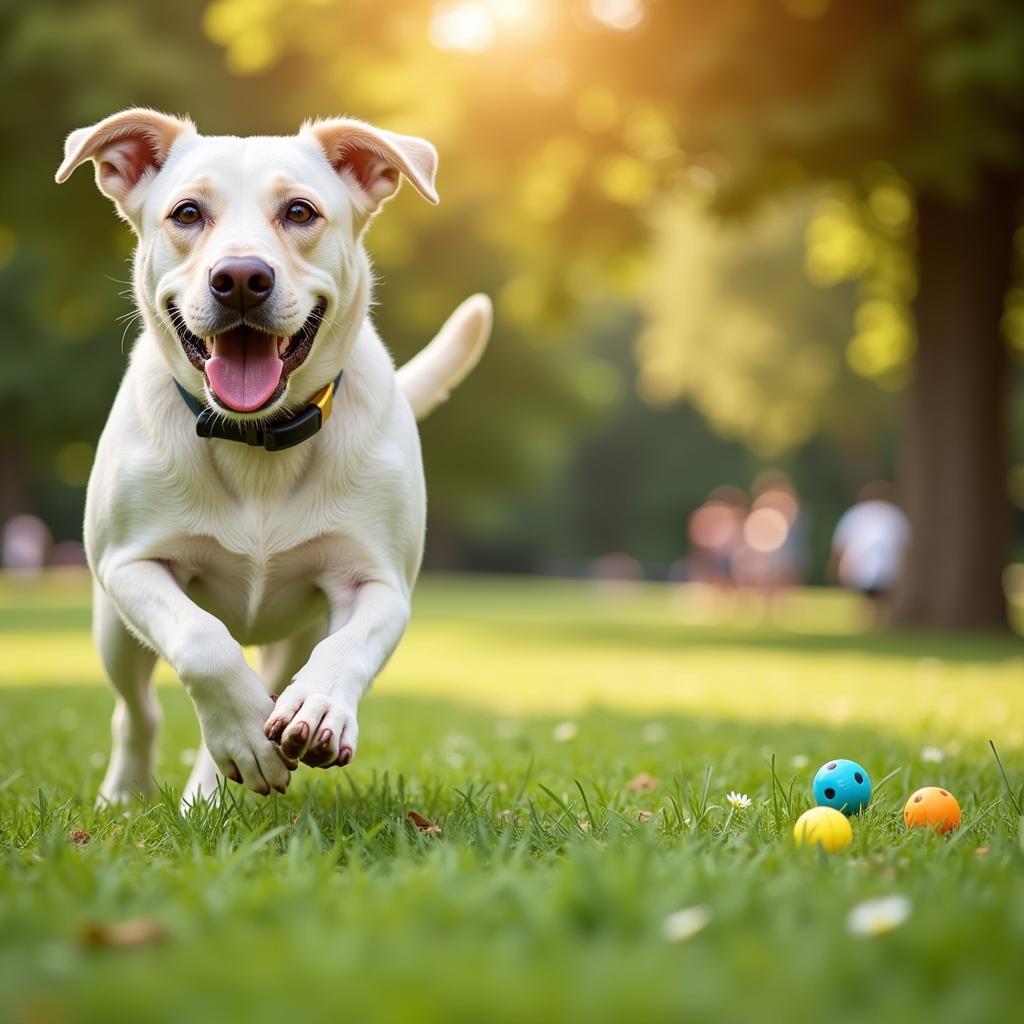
[813,758,872,815]
[793,806,854,852]
[903,786,960,834]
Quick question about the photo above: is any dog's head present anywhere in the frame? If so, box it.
[56,109,437,416]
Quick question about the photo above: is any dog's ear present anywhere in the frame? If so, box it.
[305,118,439,213]
[55,108,194,212]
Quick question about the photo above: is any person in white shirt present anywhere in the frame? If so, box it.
[830,483,910,607]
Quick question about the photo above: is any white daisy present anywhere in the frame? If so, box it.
[846,895,912,937]
[725,791,752,810]
[920,746,945,764]
[662,905,713,943]
[552,721,578,743]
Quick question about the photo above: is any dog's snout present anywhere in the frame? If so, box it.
[208,257,275,312]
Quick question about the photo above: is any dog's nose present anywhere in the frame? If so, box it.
[208,257,275,312]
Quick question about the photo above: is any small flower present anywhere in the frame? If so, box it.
[789,754,809,770]
[642,722,667,743]
[552,721,578,743]
[846,895,912,937]
[920,746,945,764]
[495,719,521,739]
[725,791,752,810]
[662,905,712,943]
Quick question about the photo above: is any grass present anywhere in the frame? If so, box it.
[1,572,1023,1024]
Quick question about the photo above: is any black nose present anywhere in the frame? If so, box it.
[208,257,275,312]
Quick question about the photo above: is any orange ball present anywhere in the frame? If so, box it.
[903,786,961,834]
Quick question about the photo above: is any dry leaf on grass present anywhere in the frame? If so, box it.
[80,918,168,949]
[407,811,443,837]
[67,828,91,845]
[626,772,659,792]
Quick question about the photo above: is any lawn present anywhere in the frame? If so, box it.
[1,572,1023,1024]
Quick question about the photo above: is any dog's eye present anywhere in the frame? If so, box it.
[285,201,318,225]
[170,202,203,226]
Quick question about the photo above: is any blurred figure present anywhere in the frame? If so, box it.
[830,482,910,620]
[733,471,808,610]
[2,514,53,575]
[686,486,748,588]
[50,540,87,568]
[590,551,645,592]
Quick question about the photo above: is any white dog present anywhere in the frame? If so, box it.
[55,108,490,806]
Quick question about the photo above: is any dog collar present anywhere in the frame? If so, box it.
[173,371,343,453]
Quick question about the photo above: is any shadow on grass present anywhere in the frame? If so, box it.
[461,617,1024,665]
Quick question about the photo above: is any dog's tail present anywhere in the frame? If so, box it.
[397,293,492,421]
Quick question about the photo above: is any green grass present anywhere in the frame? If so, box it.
[1,573,1023,1024]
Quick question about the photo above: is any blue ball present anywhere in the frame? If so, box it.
[812,758,872,815]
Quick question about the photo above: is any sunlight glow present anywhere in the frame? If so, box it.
[429,3,496,52]
[428,0,542,52]
[588,0,645,31]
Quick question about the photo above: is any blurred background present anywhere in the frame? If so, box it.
[2,0,1023,632]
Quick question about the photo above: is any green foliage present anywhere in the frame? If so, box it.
[2,574,1024,1022]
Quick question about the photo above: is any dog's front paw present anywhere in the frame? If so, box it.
[196,685,295,796]
[264,687,358,769]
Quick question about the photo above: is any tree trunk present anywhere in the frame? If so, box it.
[892,174,1021,629]
[0,442,28,525]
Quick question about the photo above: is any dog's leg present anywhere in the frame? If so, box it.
[100,560,292,796]
[93,580,160,806]
[180,616,328,809]
[264,581,409,768]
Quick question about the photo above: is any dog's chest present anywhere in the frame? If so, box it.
[171,528,352,646]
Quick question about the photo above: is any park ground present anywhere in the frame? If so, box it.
[1,572,1023,1024]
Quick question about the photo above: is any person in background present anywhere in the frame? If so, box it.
[686,485,749,591]
[731,470,808,615]
[830,481,910,621]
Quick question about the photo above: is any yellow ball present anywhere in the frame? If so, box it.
[793,806,854,852]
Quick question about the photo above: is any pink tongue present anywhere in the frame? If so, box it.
[206,328,283,412]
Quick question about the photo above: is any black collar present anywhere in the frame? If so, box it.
[173,371,343,453]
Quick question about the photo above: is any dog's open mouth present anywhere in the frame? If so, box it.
[168,301,327,413]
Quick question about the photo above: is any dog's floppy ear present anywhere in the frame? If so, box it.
[55,108,194,212]
[304,118,439,212]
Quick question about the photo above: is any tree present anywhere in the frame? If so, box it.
[219,0,1024,624]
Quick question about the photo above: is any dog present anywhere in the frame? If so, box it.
[55,108,490,806]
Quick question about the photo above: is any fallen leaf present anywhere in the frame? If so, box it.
[637,810,653,823]
[407,811,443,837]
[626,772,659,792]
[67,828,91,845]
[81,918,168,949]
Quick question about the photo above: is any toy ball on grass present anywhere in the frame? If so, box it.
[813,758,872,815]
[793,806,854,853]
[903,786,960,834]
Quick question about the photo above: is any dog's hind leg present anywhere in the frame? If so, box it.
[257,615,330,698]
[180,616,328,809]
[94,580,160,806]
